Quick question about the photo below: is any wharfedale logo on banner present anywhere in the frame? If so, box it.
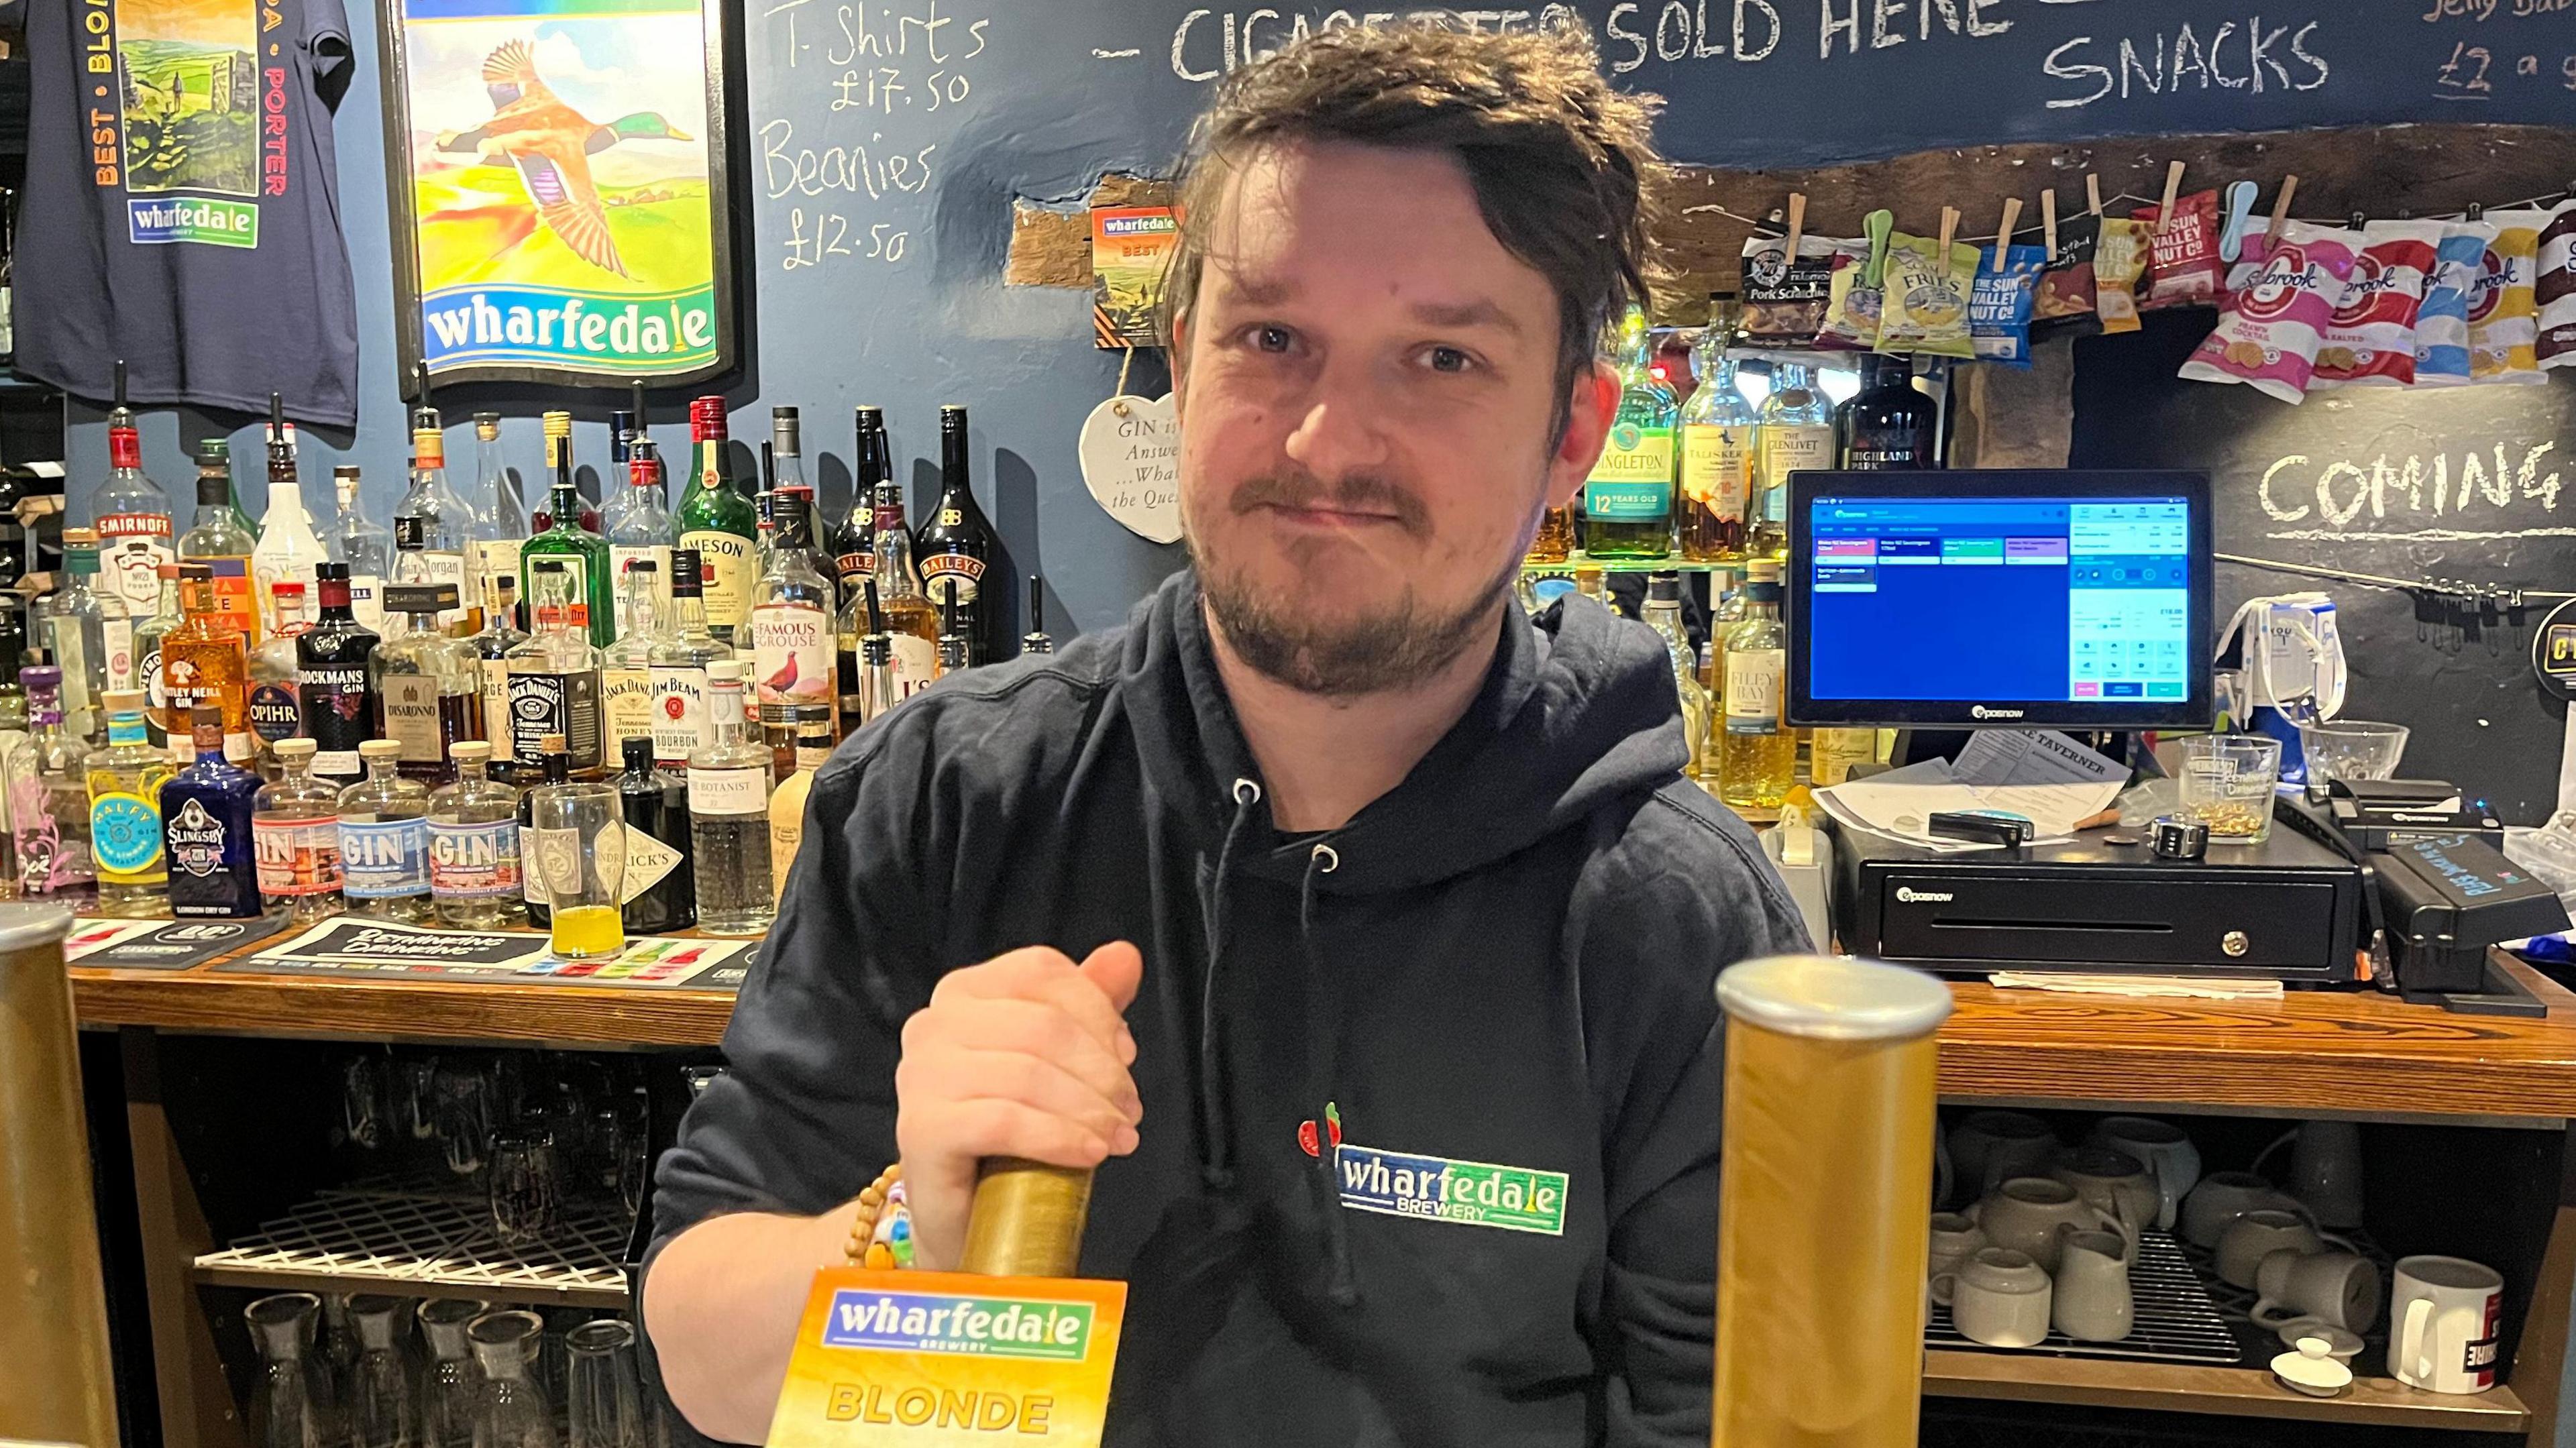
[819,1290,1095,1362]
[129,197,260,248]
[420,284,718,372]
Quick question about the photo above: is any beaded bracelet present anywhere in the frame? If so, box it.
[843,1164,914,1269]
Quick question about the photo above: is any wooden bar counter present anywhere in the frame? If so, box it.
[70,940,2576,1443]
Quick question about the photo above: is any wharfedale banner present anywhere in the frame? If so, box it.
[378,0,735,388]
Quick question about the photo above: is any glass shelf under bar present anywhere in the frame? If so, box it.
[192,1182,633,1308]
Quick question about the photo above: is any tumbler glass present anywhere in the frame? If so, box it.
[2180,734,2282,844]
[415,1297,487,1448]
[566,1319,647,1448]
[433,1061,492,1176]
[488,1129,561,1247]
[468,1310,555,1448]
[527,781,625,960]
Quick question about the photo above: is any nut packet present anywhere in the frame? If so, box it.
[2133,189,2226,309]
[2413,219,2495,387]
[2310,219,2442,390]
[2035,212,2100,321]
[2177,222,2362,404]
[1817,240,1883,350]
[1970,243,2047,366]
[1740,232,1839,341]
[2092,218,2150,334]
[1874,229,1982,358]
[2470,208,2553,384]
[2537,201,2576,372]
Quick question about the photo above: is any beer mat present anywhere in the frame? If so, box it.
[217,919,757,991]
[67,916,291,969]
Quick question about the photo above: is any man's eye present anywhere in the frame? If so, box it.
[1426,347,1472,374]
[1248,325,1293,353]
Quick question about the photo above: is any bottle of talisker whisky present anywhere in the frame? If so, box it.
[914,406,1000,665]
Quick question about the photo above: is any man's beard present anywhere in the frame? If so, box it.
[1189,470,1517,698]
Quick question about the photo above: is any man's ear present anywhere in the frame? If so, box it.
[1546,361,1617,508]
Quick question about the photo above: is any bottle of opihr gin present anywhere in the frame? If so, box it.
[255,737,343,923]
[427,740,524,929]
[246,581,309,774]
[1584,304,1678,559]
[297,563,380,789]
[336,738,433,923]
[162,705,264,918]
[85,690,173,917]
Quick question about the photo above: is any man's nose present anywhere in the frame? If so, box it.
[1281,367,1391,482]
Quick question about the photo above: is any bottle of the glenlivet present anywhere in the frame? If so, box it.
[297,563,380,789]
[831,406,891,610]
[914,406,1000,665]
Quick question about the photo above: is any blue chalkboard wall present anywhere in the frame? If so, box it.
[60,0,2576,636]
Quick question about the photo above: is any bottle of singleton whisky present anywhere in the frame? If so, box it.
[914,406,1001,664]
[1583,304,1678,560]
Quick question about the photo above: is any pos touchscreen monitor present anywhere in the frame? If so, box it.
[1786,470,2214,730]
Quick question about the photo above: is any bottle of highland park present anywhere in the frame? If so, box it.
[915,406,1000,665]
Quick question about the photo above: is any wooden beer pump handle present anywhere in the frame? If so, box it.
[959,1160,1095,1278]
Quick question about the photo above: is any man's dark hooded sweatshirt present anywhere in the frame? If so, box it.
[647,569,1810,1447]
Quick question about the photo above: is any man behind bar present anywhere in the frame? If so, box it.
[644,23,1806,1446]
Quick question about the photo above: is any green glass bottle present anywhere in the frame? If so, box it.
[1582,304,1678,560]
[675,396,759,648]
[518,412,614,649]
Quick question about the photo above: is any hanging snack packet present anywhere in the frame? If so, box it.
[2092,219,2151,334]
[2178,223,2362,403]
[2310,220,2442,389]
[2133,190,2226,309]
[2469,209,2552,384]
[1740,232,1839,341]
[1970,243,2047,366]
[2537,201,2576,372]
[2414,219,2495,387]
[2035,211,2100,322]
[1874,230,1981,358]
[2226,232,2271,293]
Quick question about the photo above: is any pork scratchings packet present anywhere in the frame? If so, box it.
[2414,219,2495,387]
[2092,218,2150,334]
[2310,220,2442,390]
[1971,244,2047,366]
[2536,201,2576,372]
[1740,232,1839,341]
[2134,189,2226,310]
[2035,211,2100,323]
[2178,222,2362,404]
[1874,230,1981,359]
[2470,208,2553,384]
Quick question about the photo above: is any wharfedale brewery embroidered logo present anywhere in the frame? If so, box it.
[819,1290,1096,1362]
[1303,1105,1570,1237]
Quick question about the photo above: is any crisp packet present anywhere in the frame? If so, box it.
[1740,233,1839,341]
[1874,230,1982,358]
[1817,239,1884,350]
[2035,213,2100,321]
[2537,201,2576,372]
[2310,220,2442,389]
[1970,243,2047,366]
[2178,222,2361,402]
[2414,219,2494,387]
[2092,219,2150,334]
[2469,208,2553,384]
[2134,190,2226,309]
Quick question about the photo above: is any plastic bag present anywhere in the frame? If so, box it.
[1740,233,1839,342]
[2135,190,2226,309]
[1970,244,2047,366]
[2310,220,2442,390]
[2538,201,2576,372]
[2176,222,2362,403]
[1817,239,1884,351]
[2092,219,2150,334]
[1874,230,1981,359]
[2414,219,2496,387]
[2035,213,2100,322]
[2470,209,2553,384]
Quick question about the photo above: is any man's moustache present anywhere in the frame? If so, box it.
[1230,475,1429,537]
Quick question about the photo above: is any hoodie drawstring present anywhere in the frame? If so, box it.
[1193,778,1263,1193]
[1300,842,1359,1306]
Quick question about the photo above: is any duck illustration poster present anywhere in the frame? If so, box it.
[380,0,734,386]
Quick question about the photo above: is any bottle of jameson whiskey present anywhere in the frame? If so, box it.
[676,397,758,647]
[914,406,1000,665]
[297,563,380,788]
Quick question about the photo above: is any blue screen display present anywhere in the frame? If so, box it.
[1807,495,2192,705]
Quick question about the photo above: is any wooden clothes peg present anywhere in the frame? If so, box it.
[2265,175,2300,244]
[1785,192,1807,253]
[1992,197,2023,268]
[2085,173,2103,217]
[1937,206,1960,277]
[2156,160,2187,225]
[2041,189,2061,255]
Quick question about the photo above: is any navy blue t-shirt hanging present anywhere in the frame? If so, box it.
[17,0,362,427]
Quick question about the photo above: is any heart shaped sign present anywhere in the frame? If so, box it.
[1079,394,1183,545]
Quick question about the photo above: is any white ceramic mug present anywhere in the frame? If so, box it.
[2216,1208,2352,1290]
[2178,1170,2302,1249]
[2252,1247,2381,1334]
[2053,1229,2134,1343]
[1950,1111,2057,1205]
[2051,1146,2161,1239]
[2090,1116,2202,1231]
[1936,1247,2053,1349]
[1972,1176,2131,1274]
[2393,1256,2506,1395]
[2254,1121,2365,1230]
